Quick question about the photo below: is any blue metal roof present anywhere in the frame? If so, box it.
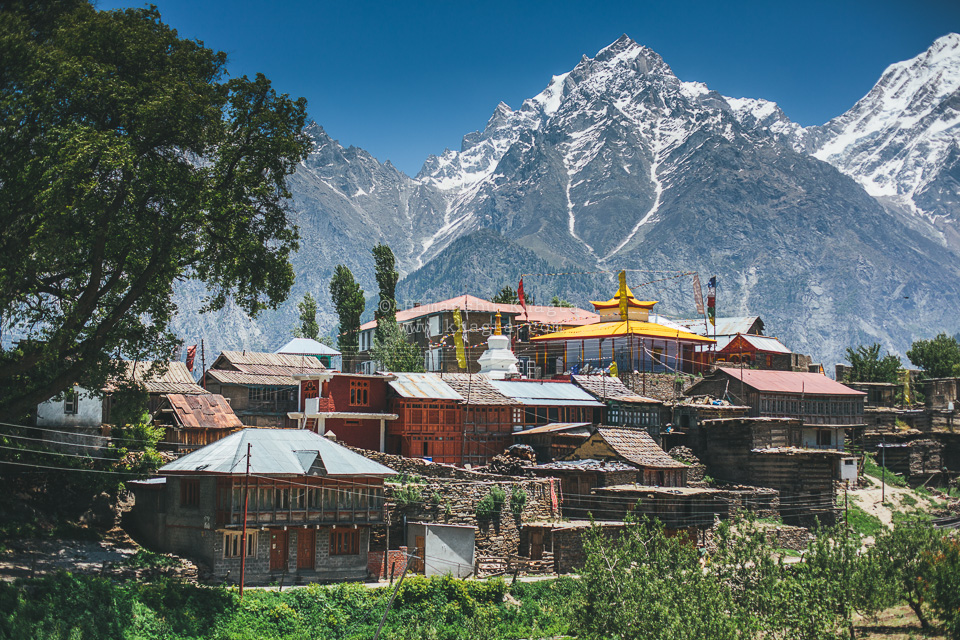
[159,429,395,477]
[488,380,604,407]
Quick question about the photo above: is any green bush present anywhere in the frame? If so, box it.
[393,484,423,509]
[509,486,528,520]
[476,485,507,520]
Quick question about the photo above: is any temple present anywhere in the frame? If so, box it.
[531,284,715,375]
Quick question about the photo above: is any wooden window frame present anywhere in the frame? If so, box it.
[224,531,257,558]
[180,479,200,508]
[350,380,370,406]
[63,387,79,415]
[330,529,361,556]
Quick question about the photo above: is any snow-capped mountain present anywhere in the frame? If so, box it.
[171,34,960,367]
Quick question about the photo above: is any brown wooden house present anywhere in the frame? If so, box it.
[386,372,464,464]
[152,393,243,452]
[440,372,519,466]
[567,426,688,486]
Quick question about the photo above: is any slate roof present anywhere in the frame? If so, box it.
[488,380,604,407]
[163,393,243,430]
[439,373,516,405]
[206,351,326,386]
[588,427,686,469]
[160,428,395,477]
[573,375,661,404]
[715,367,865,396]
[107,361,205,395]
[533,459,636,472]
[388,372,463,400]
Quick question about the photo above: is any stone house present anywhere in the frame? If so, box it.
[567,426,688,486]
[128,428,394,585]
[202,351,327,428]
[514,423,594,463]
[572,374,662,434]
[528,458,638,518]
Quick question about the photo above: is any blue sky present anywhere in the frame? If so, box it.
[103,0,960,176]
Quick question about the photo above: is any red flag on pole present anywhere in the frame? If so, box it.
[517,278,526,310]
[185,344,197,372]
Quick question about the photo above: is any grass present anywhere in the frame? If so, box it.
[863,453,908,488]
[847,502,886,538]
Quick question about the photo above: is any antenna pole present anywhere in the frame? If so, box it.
[201,338,206,390]
[240,442,251,597]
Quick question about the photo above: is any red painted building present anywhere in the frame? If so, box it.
[289,373,398,452]
[386,372,464,464]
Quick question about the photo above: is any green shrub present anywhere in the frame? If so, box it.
[476,485,506,520]
[393,484,423,509]
[509,486,528,519]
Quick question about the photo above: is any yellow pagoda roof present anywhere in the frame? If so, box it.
[531,320,716,344]
[589,285,657,310]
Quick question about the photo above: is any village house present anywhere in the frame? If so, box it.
[356,294,598,376]
[685,367,866,451]
[567,426,689,486]
[514,423,594,462]
[572,374,662,433]
[385,372,464,464]
[678,317,816,373]
[530,284,716,376]
[440,373,518,467]
[202,351,327,428]
[287,372,398,452]
[528,458,637,518]
[489,378,605,429]
[128,428,394,585]
[151,393,244,452]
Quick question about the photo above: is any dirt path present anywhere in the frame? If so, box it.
[849,475,937,526]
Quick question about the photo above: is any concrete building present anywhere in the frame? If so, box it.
[406,522,476,578]
[128,429,394,585]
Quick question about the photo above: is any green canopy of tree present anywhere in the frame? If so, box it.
[0,2,309,417]
[906,333,960,378]
[491,286,534,306]
[370,320,424,373]
[329,265,365,366]
[843,343,901,383]
[293,293,320,341]
[550,295,574,308]
[372,243,399,340]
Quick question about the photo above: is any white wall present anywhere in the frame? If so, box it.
[36,386,103,428]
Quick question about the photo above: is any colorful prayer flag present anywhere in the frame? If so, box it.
[517,277,526,310]
[618,270,629,321]
[453,308,467,370]
[693,274,704,315]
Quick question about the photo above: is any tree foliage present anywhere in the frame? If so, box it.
[0,2,309,417]
[906,333,960,378]
[491,286,534,306]
[550,295,574,308]
[293,293,320,341]
[370,319,423,373]
[328,265,364,367]
[843,343,901,383]
[372,243,399,337]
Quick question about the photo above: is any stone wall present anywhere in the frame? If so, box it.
[347,446,513,481]
[376,476,559,562]
[620,372,698,402]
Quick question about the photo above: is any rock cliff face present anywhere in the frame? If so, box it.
[173,35,960,367]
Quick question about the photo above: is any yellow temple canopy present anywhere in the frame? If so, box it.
[530,320,716,344]
[589,284,657,310]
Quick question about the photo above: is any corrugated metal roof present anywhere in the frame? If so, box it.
[722,334,792,354]
[516,422,593,436]
[676,316,763,337]
[488,380,604,407]
[589,427,687,469]
[360,294,599,331]
[531,319,715,344]
[160,428,395,476]
[206,351,327,386]
[205,369,302,387]
[165,394,243,430]
[388,372,463,400]
[274,338,341,356]
[715,367,865,396]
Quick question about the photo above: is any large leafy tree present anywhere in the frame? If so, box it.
[329,265,364,370]
[0,2,309,417]
[372,243,399,340]
[906,333,960,378]
[369,243,422,372]
[293,293,320,341]
[843,343,901,383]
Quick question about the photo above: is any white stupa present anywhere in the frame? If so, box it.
[477,312,520,379]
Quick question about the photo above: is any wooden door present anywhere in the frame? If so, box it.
[412,535,426,573]
[530,529,544,561]
[297,529,315,570]
[269,529,288,571]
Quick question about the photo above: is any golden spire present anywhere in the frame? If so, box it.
[495,311,502,336]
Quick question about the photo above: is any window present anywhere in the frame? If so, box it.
[274,487,290,510]
[63,387,79,415]
[350,380,370,406]
[224,531,257,558]
[180,479,200,507]
[330,529,361,555]
[817,430,832,446]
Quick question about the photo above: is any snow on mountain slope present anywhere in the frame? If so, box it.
[804,34,960,222]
